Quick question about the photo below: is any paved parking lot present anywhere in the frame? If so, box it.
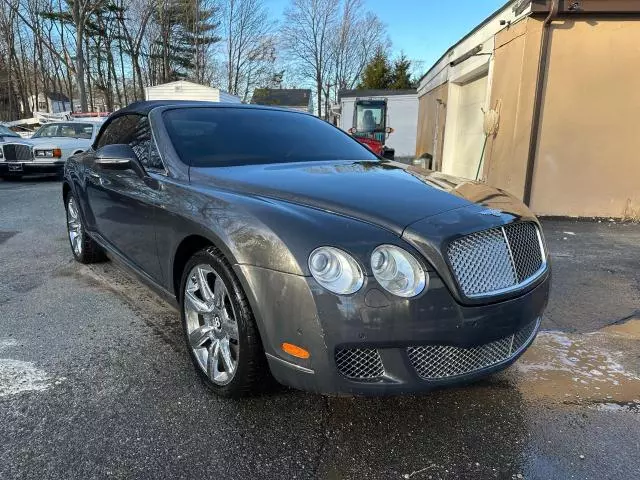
[1,177,639,480]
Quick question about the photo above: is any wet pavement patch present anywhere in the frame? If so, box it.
[0,339,50,397]
[513,319,640,406]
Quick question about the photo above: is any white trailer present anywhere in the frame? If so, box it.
[145,81,241,103]
[337,89,418,158]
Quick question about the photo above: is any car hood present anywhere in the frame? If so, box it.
[190,160,532,235]
[0,136,31,145]
[29,137,91,148]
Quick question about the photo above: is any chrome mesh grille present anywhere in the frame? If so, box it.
[407,320,538,380]
[2,143,33,161]
[335,348,384,380]
[447,222,545,297]
[504,223,544,281]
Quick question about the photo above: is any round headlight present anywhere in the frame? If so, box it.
[370,245,427,298]
[308,247,364,295]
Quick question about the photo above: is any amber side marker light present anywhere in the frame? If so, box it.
[281,342,310,359]
[53,148,62,158]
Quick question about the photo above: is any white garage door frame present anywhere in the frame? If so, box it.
[441,62,492,179]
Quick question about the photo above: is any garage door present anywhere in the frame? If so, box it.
[447,75,488,179]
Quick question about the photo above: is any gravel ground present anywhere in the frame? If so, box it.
[0,177,639,480]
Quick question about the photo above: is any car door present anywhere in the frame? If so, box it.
[84,114,165,282]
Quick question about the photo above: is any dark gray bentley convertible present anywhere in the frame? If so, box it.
[62,101,550,397]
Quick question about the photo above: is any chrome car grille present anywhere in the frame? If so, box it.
[407,319,539,380]
[335,348,384,380]
[2,143,33,161]
[447,222,545,298]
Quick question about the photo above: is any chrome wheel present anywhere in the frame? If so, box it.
[184,264,239,385]
[67,197,82,256]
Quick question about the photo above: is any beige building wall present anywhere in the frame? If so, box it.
[483,17,544,200]
[418,4,640,218]
[415,83,448,169]
[529,18,640,218]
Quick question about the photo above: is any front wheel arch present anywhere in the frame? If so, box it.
[172,234,217,301]
[62,181,72,205]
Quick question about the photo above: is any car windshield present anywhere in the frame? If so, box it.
[0,125,19,137]
[355,102,386,134]
[163,107,378,167]
[32,123,93,139]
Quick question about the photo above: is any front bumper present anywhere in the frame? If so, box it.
[0,161,65,175]
[235,265,550,395]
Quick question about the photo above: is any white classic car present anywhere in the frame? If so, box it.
[0,121,102,179]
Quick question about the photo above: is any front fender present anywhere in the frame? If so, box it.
[156,180,406,287]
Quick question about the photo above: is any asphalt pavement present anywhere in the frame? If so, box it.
[1,177,639,480]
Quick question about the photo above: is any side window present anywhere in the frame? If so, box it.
[129,117,165,172]
[95,115,165,172]
[95,115,138,149]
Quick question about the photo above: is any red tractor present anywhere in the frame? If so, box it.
[348,98,395,159]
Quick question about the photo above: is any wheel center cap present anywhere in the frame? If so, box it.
[213,315,222,330]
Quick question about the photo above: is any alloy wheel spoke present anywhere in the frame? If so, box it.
[208,339,221,380]
[221,308,239,339]
[68,200,77,219]
[219,339,235,374]
[213,276,225,308]
[73,235,81,254]
[185,289,212,314]
[189,325,213,349]
[196,266,215,303]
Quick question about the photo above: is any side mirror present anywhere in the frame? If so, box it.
[95,144,144,177]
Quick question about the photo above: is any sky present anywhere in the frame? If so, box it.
[267,0,507,77]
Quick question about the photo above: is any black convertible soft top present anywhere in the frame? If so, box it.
[115,100,308,117]
[116,100,219,116]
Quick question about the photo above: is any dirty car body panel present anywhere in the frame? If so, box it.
[62,101,550,395]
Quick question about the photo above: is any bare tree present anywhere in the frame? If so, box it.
[281,0,339,117]
[223,0,275,101]
[117,0,152,100]
[0,0,291,120]
[331,1,386,93]
[69,0,108,111]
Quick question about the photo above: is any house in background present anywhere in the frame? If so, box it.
[250,89,313,113]
[416,0,640,219]
[72,93,122,113]
[145,81,241,103]
[29,92,71,113]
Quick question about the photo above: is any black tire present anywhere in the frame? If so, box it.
[65,193,106,264]
[180,246,270,397]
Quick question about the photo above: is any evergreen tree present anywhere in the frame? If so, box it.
[151,0,221,83]
[358,50,414,90]
[389,53,412,89]
[358,48,391,89]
